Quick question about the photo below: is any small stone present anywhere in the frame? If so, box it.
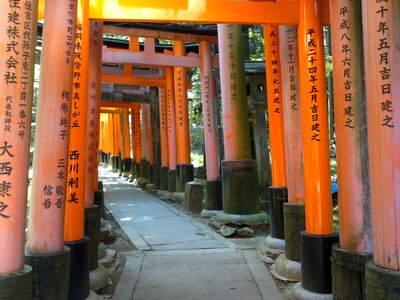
[99,255,114,268]
[89,264,109,291]
[98,243,107,259]
[219,224,236,237]
[100,227,111,240]
[237,227,255,238]
[106,249,117,258]
[209,220,223,229]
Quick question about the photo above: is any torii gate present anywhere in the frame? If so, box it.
[0,1,398,300]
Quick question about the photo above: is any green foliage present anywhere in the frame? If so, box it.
[248,25,265,61]
[188,68,204,156]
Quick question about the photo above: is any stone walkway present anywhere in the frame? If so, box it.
[100,171,284,300]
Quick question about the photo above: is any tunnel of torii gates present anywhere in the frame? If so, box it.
[0,0,399,299]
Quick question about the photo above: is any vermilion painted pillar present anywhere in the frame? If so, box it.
[173,40,194,192]
[0,0,37,297]
[133,104,142,179]
[120,109,132,177]
[147,103,154,183]
[292,0,339,297]
[362,1,400,298]
[140,103,149,179]
[214,24,268,225]
[159,86,169,190]
[107,113,114,165]
[264,24,288,250]
[273,25,305,281]
[64,1,90,298]
[112,111,121,172]
[25,0,76,298]
[328,1,373,298]
[84,20,103,274]
[199,41,222,216]
[165,67,178,192]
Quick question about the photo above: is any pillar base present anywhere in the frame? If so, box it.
[94,190,105,219]
[331,244,372,299]
[140,159,147,178]
[184,181,203,213]
[300,232,339,294]
[201,209,221,218]
[221,160,262,215]
[204,180,223,211]
[159,167,169,190]
[271,253,301,281]
[213,211,268,225]
[366,261,400,299]
[64,237,89,300]
[265,235,285,251]
[284,203,305,262]
[168,169,176,193]
[269,186,288,240]
[0,265,32,300]
[176,164,194,192]
[148,164,154,183]
[84,206,100,271]
[24,247,70,300]
[292,282,332,300]
[123,158,132,177]
[135,163,140,179]
[110,156,117,171]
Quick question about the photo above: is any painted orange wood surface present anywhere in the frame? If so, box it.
[298,0,333,235]
[264,24,287,187]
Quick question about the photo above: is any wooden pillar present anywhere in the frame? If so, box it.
[200,41,222,213]
[214,24,267,225]
[63,1,91,297]
[0,0,38,294]
[147,103,154,183]
[264,24,288,247]
[328,1,373,298]
[273,25,305,280]
[25,0,75,298]
[173,40,193,192]
[120,108,132,176]
[159,86,169,190]
[166,67,178,192]
[362,1,400,298]
[83,20,102,274]
[292,0,339,297]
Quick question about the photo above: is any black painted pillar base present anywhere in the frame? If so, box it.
[117,156,123,175]
[294,231,339,297]
[176,164,194,192]
[366,261,400,299]
[331,244,372,300]
[269,186,288,240]
[204,180,223,211]
[0,265,32,300]
[123,158,132,177]
[168,169,176,193]
[148,164,154,183]
[160,167,169,190]
[84,206,100,271]
[64,237,89,300]
[214,160,268,225]
[111,156,117,171]
[135,163,140,179]
[102,151,107,164]
[24,246,70,300]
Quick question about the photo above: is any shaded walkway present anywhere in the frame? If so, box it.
[100,171,283,300]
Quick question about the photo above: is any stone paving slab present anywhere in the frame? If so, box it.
[101,170,284,300]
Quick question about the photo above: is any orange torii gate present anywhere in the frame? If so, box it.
[0,0,398,300]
